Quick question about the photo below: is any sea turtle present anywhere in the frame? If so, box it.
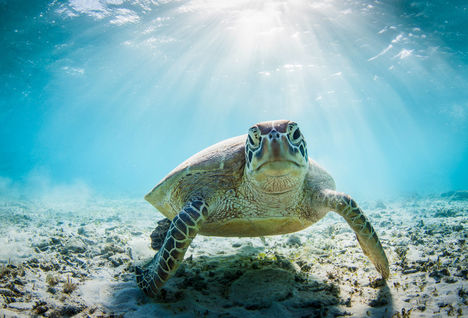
[136,120,389,297]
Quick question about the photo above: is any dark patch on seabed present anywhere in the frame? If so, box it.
[0,192,467,317]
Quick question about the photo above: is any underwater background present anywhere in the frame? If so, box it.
[1,0,467,202]
[1,2,467,317]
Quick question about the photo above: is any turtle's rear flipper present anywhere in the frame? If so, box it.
[150,218,172,251]
[318,189,389,279]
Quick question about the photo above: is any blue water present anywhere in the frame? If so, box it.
[1,0,467,200]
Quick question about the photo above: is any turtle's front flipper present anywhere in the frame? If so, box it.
[136,199,208,297]
[317,189,389,279]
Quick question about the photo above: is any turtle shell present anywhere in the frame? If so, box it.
[145,134,247,219]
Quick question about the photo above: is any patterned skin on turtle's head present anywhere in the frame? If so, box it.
[244,120,309,193]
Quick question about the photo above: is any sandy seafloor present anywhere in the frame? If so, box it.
[0,192,466,318]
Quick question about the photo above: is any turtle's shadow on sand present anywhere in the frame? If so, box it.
[110,253,394,317]
[367,283,394,318]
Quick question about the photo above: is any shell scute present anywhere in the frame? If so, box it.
[145,135,246,218]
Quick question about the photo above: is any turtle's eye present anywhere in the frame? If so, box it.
[288,123,302,144]
[247,127,261,149]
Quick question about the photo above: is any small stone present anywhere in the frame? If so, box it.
[72,257,86,268]
[40,263,53,271]
[50,237,62,245]
[402,268,419,275]
[102,243,125,254]
[8,301,34,310]
[126,247,133,259]
[47,287,57,294]
[343,297,351,307]
[455,269,467,279]
[48,304,86,318]
[286,235,302,246]
[443,277,457,284]
[77,227,87,236]
[33,241,50,252]
[62,240,86,254]
[346,265,357,272]
[109,255,123,267]
[0,288,16,297]
[429,268,450,282]
[60,304,86,316]
[35,305,49,314]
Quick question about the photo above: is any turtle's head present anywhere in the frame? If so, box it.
[244,120,309,193]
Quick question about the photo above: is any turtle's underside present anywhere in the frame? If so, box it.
[136,120,389,297]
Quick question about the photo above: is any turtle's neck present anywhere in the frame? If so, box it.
[239,172,305,211]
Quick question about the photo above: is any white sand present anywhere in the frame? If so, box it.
[0,195,466,317]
